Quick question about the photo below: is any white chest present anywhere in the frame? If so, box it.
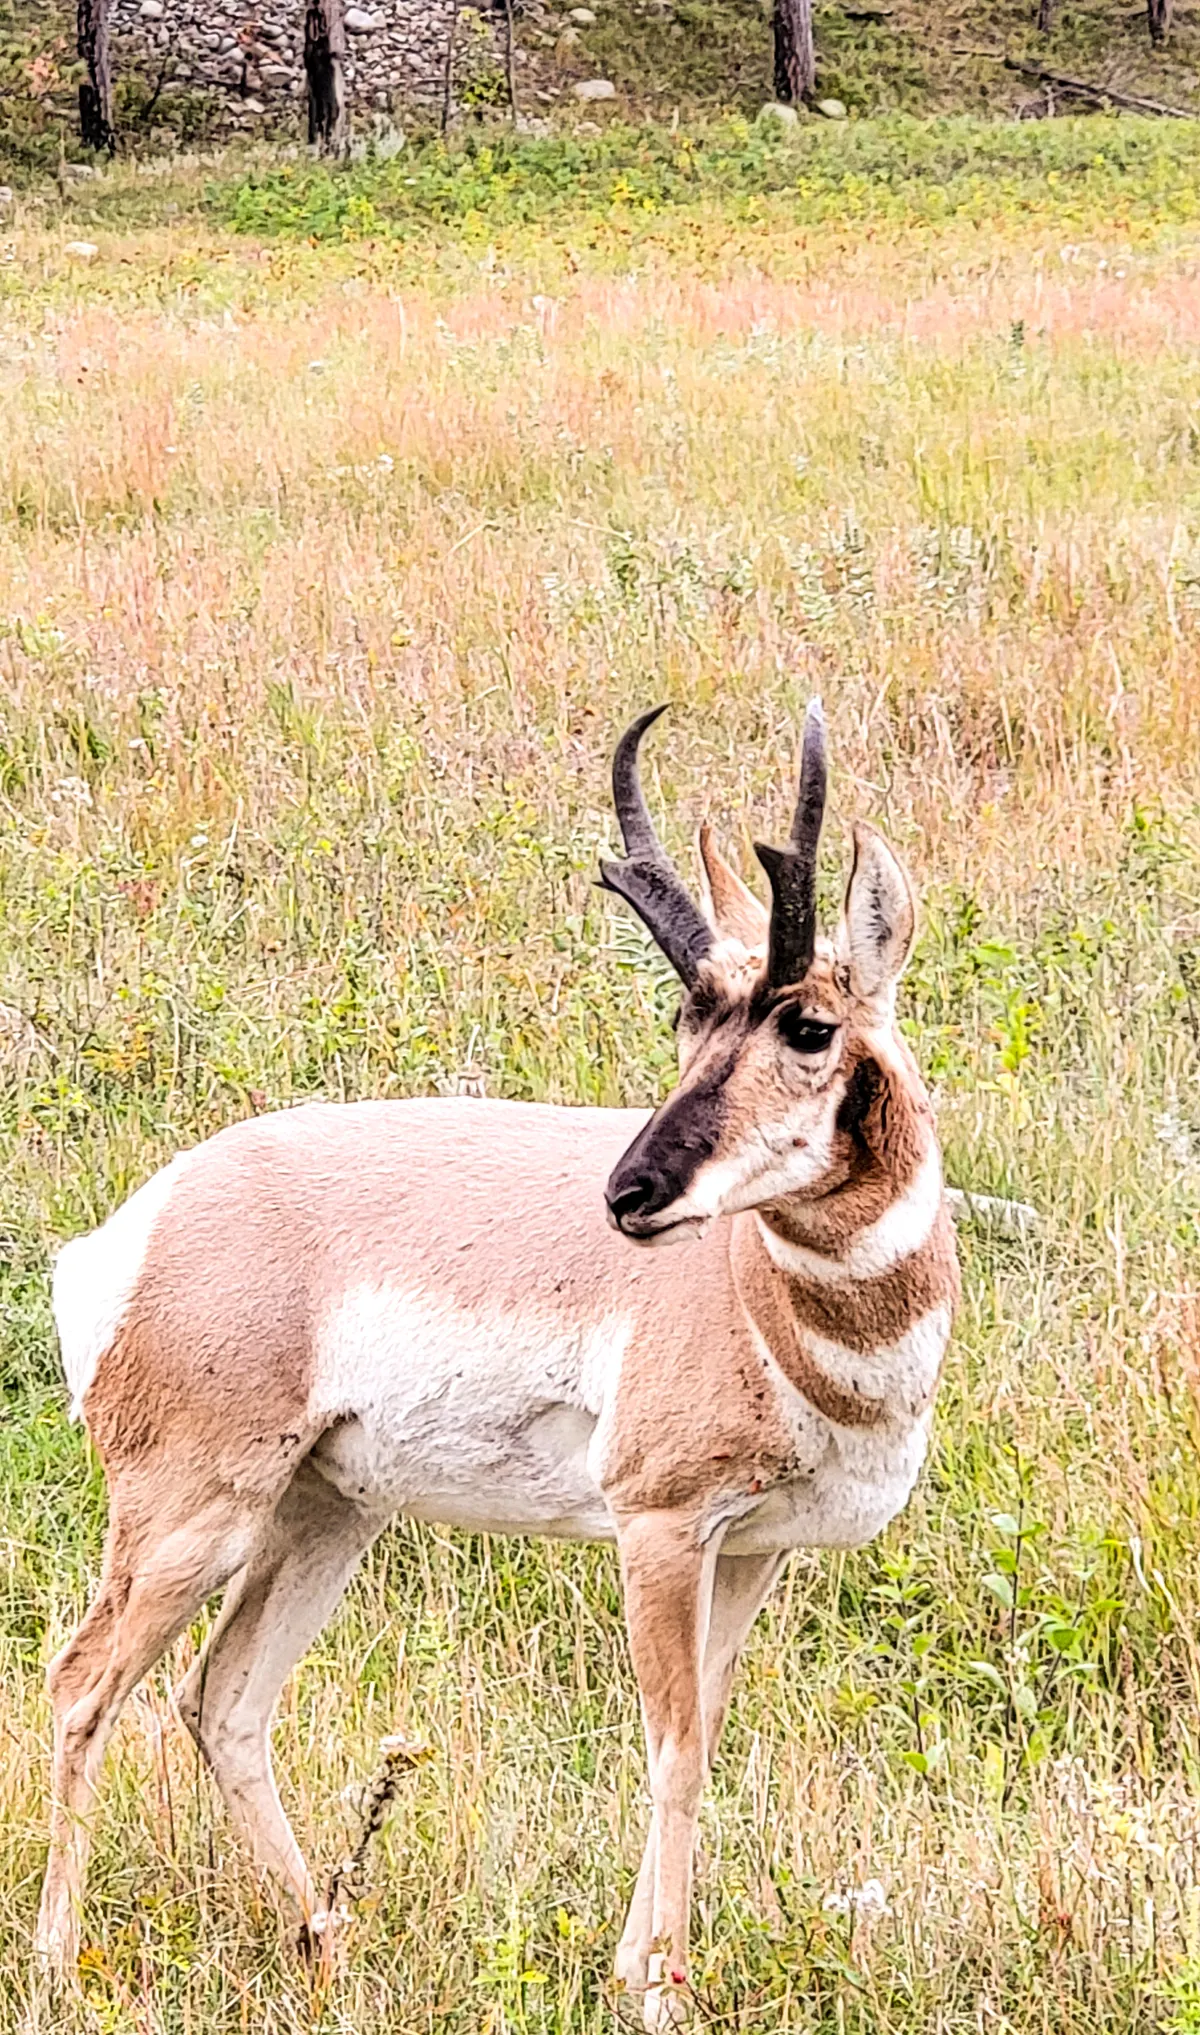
[723,1304,950,1556]
[722,1410,934,1554]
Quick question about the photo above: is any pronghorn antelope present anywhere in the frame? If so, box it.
[36,701,959,2031]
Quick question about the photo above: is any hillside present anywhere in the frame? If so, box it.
[2,0,1199,176]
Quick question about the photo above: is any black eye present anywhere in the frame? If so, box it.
[777,1007,838,1056]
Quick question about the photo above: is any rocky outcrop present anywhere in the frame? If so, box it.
[110,0,506,128]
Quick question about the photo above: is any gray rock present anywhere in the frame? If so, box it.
[108,0,496,118]
[816,96,847,119]
[757,100,800,129]
[64,241,99,261]
[0,187,13,210]
[569,5,596,19]
[573,76,615,98]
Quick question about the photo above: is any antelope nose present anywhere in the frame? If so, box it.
[605,1173,665,1234]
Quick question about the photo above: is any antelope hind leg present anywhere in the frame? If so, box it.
[175,1456,381,1936]
[36,1480,259,1977]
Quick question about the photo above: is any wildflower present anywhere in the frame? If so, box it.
[823,1877,891,1920]
[52,776,92,807]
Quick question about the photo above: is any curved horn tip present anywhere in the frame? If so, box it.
[804,695,825,731]
[621,702,671,745]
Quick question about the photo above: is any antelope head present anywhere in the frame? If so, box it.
[600,702,919,1244]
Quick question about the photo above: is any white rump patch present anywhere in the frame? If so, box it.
[54,1154,192,1420]
[757,1141,943,1284]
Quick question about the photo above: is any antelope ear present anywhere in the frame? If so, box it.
[838,823,915,1002]
[698,823,769,946]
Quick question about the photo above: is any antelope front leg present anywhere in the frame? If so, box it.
[616,1548,787,2000]
[617,1510,721,2033]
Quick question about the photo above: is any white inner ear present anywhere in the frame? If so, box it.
[839,824,915,1001]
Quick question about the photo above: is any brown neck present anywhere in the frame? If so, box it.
[728,1040,957,1429]
[758,1040,934,1262]
[730,1215,889,1429]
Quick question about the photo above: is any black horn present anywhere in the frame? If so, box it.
[598,706,713,987]
[754,698,828,987]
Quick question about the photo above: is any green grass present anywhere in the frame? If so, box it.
[210,116,1200,243]
[3,118,1200,2032]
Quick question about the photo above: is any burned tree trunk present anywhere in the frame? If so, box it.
[305,0,348,154]
[1036,0,1054,33]
[77,0,114,153]
[773,0,815,104]
[442,0,459,132]
[1147,0,1172,42]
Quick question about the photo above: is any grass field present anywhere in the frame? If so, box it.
[4,118,1200,2033]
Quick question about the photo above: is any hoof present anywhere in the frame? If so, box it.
[643,1955,692,2031]
[614,1938,650,1991]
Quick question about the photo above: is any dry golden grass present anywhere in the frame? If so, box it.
[3,134,1200,2033]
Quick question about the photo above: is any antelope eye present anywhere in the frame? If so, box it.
[777,1007,838,1056]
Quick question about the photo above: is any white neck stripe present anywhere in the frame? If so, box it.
[756,1142,942,1285]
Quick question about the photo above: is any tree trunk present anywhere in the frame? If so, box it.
[305,0,348,154]
[1147,0,1172,42]
[503,0,519,122]
[442,0,459,132]
[773,0,815,104]
[1036,0,1054,34]
[77,0,114,153]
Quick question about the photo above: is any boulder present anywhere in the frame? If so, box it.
[345,7,383,31]
[573,77,616,99]
[815,97,847,119]
[757,100,800,129]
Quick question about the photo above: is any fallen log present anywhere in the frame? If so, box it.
[946,1187,1041,1238]
[1004,56,1199,117]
